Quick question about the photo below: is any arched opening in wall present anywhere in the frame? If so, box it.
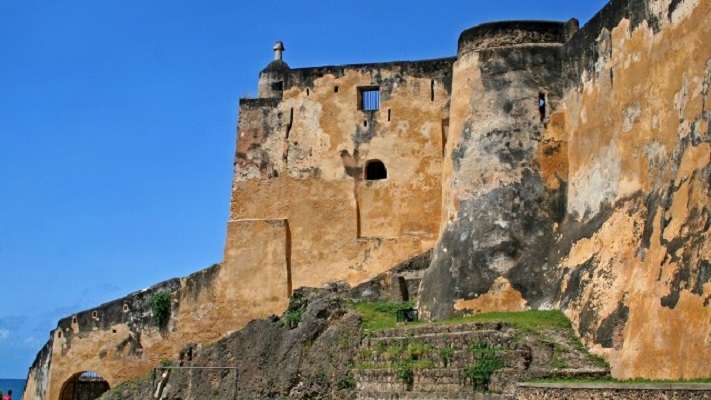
[398,276,410,301]
[364,160,387,181]
[59,371,110,400]
[271,81,283,91]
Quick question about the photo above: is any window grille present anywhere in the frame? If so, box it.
[360,88,380,111]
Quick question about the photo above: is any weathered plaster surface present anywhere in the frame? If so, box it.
[25,60,451,400]
[419,0,711,380]
[230,64,450,290]
[23,1,711,397]
[555,0,711,379]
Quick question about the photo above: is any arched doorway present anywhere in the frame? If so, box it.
[59,371,110,400]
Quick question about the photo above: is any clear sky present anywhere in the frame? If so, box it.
[0,0,608,378]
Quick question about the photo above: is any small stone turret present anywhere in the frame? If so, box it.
[273,41,285,61]
[258,40,290,98]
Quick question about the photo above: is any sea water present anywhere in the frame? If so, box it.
[0,379,25,398]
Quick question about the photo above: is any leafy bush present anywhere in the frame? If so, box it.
[395,360,414,387]
[283,308,303,329]
[150,292,172,328]
[439,344,455,367]
[466,342,504,391]
[406,341,431,360]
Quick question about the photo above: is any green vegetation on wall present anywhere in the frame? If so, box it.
[440,344,455,367]
[351,300,574,333]
[283,308,303,329]
[150,292,172,328]
[466,341,504,390]
[350,300,414,331]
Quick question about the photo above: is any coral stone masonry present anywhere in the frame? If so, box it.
[24,0,711,399]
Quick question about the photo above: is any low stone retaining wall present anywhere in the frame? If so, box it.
[516,383,711,399]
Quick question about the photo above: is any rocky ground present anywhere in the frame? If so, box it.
[97,279,610,400]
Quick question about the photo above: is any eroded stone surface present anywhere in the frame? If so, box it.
[418,0,711,380]
[23,1,711,398]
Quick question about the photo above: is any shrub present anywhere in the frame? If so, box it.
[466,342,504,391]
[406,341,431,360]
[283,308,303,329]
[150,292,172,328]
[439,344,455,367]
[395,360,414,387]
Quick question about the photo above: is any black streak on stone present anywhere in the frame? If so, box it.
[692,260,711,297]
[661,265,691,309]
[595,302,629,348]
[560,257,596,308]
[641,191,660,250]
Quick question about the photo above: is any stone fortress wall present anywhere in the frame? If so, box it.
[24,35,452,400]
[419,0,711,380]
[24,0,711,398]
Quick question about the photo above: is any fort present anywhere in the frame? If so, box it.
[23,0,711,399]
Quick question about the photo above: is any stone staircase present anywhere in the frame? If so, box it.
[352,322,609,400]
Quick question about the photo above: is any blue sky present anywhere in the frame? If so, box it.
[0,0,607,379]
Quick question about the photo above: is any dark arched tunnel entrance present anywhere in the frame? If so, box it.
[59,371,110,400]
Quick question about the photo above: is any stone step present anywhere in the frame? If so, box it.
[366,329,511,344]
[355,368,467,394]
[356,390,509,400]
[527,367,610,379]
[354,367,610,394]
[357,348,530,369]
[368,323,510,339]
[362,332,519,356]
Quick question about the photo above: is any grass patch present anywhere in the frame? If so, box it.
[441,310,572,333]
[350,301,574,334]
[350,300,415,331]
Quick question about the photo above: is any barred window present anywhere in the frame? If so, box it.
[359,87,380,111]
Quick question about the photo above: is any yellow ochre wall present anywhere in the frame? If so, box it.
[24,60,452,400]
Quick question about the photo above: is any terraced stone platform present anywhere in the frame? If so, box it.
[352,322,608,400]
